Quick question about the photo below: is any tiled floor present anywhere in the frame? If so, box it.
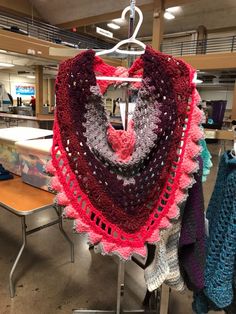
[0,143,227,314]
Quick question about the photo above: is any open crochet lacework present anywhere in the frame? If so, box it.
[47,46,203,260]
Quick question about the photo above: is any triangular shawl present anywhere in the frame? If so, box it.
[47,46,203,260]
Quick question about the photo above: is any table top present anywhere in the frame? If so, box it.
[204,128,234,140]
[0,113,55,122]
[0,177,54,215]
[0,113,37,121]
[0,127,53,142]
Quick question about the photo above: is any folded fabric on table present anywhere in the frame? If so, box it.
[0,164,13,180]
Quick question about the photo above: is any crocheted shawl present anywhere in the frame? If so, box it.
[47,46,203,260]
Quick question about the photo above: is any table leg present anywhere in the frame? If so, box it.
[58,218,74,263]
[9,216,27,298]
[54,206,74,263]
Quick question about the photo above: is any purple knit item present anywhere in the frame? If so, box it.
[179,156,206,292]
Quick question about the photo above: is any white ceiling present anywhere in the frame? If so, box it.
[30,0,151,25]
[92,0,236,39]
[30,0,236,38]
[164,0,236,33]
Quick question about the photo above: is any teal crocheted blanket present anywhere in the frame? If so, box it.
[193,152,236,313]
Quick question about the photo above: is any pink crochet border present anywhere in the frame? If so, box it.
[47,67,203,260]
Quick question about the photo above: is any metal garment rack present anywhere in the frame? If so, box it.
[73,259,170,314]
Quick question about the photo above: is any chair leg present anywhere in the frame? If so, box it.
[9,216,27,298]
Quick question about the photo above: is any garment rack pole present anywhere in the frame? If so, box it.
[73,257,170,313]
[124,0,135,131]
[73,258,162,314]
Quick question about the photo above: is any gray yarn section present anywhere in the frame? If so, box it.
[164,221,185,291]
[84,83,161,180]
[144,220,185,292]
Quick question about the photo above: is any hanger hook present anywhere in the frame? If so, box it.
[121,5,143,39]
[95,5,145,56]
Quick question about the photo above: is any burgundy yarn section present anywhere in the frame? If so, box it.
[55,47,193,234]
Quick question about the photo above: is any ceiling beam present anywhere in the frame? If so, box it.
[57,0,199,29]
[208,26,236,34]
[152,0,164,50]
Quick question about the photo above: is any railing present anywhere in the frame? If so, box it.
[1,12,235,57]
[0,12,111,50]
[161,36,236,56]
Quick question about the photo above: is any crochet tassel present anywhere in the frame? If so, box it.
[44,159,56,175]
[56,192,70,206]
[63,205,79,219]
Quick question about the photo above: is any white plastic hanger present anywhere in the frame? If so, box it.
[95,76,142,82]
[96,5,145,83]
[49,6,145,83]
[96,6,146,57]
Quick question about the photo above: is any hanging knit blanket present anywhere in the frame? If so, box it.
[46,46,203,260]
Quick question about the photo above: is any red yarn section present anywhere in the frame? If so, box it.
[107,120,136,161]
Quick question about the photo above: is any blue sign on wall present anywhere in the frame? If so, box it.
[15,85,35,96]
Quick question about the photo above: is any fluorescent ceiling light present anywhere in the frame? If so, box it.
[0,62,14,67]
[164,11,175,20]
[26,75,35,79]
[112,18,126,25]
[166,6,181,13]
[107,23,120,30]
[96,27,113,38]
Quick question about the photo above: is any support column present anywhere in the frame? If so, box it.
[48,78,55,111]
[152,0,164,50]
[35,65,43,115]
[231,81,236,120]
[196,25,207,54]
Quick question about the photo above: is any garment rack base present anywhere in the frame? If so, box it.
[72,261,169,314]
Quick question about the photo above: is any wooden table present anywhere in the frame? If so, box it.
[0,177,74,298]
[204,128,234,140]
[204,128,235,157]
